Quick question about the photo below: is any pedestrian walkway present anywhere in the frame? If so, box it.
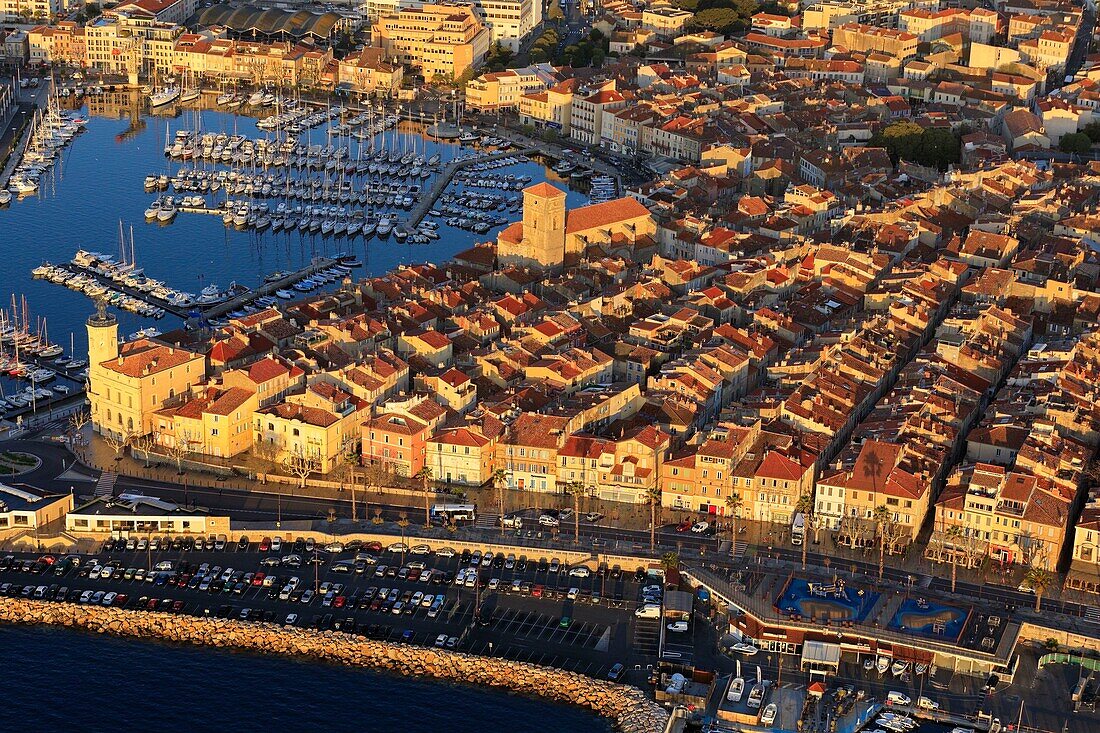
[475,511,500,531]
[93,470,117,498]
[733,539,748,561]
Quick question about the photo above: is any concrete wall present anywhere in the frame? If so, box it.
[0,598,668,733]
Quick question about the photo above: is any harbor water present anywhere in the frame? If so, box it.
[0,624,610,732]
[0,95,589,404]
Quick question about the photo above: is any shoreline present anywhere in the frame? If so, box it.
[0,598,668,733]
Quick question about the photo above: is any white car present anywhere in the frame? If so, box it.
[271,537,282,552]
[435,633,448,647]
[323,542,344,553]
[387,542,409,553]
[436,547,456,557]
[568,566,592,578]
[410,544,432,555]
[886,692,911,706]
[538,514,560,527]
[284,613,298,626]
[488,578,500,590]
[690,521,710,534]
[667,620,689,633]
[731,643,759,655]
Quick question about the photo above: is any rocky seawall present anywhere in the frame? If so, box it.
[0,598,668,733]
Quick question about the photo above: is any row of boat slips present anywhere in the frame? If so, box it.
[149,173,426,209]
[164,135,443,178]
[6,96,88,201]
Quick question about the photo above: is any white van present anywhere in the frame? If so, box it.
[635,603,661,619]
[916,696,939,710]
[886,691,911,706]
[500,515,523,529]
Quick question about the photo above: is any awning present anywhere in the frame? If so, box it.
[801,640,841,671]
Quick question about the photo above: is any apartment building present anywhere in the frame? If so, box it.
[831,23,918,61]
[27,21,85,66]
[85,11,183,76]
[519,77,576,133]
[570,81,629,146]
[373,3,490,79]
[466,63,562,112]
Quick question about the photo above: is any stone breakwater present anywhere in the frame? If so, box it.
[0,598,668,733]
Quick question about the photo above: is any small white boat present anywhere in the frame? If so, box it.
[760,703,777,726]
[746,683,764,709]
[876,656,890,674]
[149,87,180,108]
[890,660,908,677]
[275,289,294,299]
[727,677,744,703]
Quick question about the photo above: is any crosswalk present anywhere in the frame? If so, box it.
[1085,607,1100,624]
[733,539,748,561]
[93,471,117,498]
[475,511,500,531]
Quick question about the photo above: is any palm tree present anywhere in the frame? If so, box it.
[660,552,679,574]
[945,525,963,592]
[567,481,585,544]
[414,466,434,527]
[795,493,814,570]
[1024,566,1051,613]
[873,505,892,581]
[492,468,508,537]
[725,493,743,559]
[646,486,662,552]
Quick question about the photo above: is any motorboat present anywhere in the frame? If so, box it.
[891,660,909,677]
[760,704,777,727]
[727,677,744,703]
[746,683,764,709]
[275,289,294,299]
[876,657,890,674]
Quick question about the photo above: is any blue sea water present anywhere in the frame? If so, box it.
[0,624,610,732]
[0,99,586,396]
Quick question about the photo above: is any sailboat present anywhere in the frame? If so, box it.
[180,70,200,103]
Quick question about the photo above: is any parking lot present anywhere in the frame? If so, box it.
[0,539,661,681]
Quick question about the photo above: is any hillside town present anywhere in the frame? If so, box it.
[4,0,1100,729]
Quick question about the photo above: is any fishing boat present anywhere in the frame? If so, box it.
[890,660,909,677]
[746,684,764,709]
[275,289,294,299]
[760,703,777,726]
[876,657,890,674]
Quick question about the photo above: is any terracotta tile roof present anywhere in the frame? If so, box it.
[99,339,202,378]
[525,182,567,199]
[258,402,339,428]
[566,197,651,235]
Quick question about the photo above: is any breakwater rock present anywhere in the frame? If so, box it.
[0,598,668,733]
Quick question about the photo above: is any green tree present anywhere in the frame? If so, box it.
[568,481,586,544]
[1024,566,1051,613]
[646,487,662,552]
[1082,121,1100,143]
[795,494,814,570]
[1059,132,1093,156]
[870,121,960,169]
[873,505,892,581]
[692,7,742,32]
[492,468,509,537]
[548,0,565,21]
[660,552,680,573]
[725,493,744,559]
[414,466,434,527]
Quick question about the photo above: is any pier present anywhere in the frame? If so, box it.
[52,256,348,327]
[406,146,535,227]
[195,256,342,324]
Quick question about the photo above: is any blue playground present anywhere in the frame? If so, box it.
[888,598,968,641]
[775,577,878,623]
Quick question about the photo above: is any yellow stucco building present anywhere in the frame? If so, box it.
[86,302,205,441]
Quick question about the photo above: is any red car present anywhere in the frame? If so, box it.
[115,594,129,608]
[676,521,692,532]
[252,572,266,586]
[333,596,346,608]
[365,541,383,554]
[145,598,158,610]
[259,537,271,552]
[171,600,185,613]
[532,584,544,599]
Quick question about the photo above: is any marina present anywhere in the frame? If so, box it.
[34,250,359,325]
[0,100,588,416]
